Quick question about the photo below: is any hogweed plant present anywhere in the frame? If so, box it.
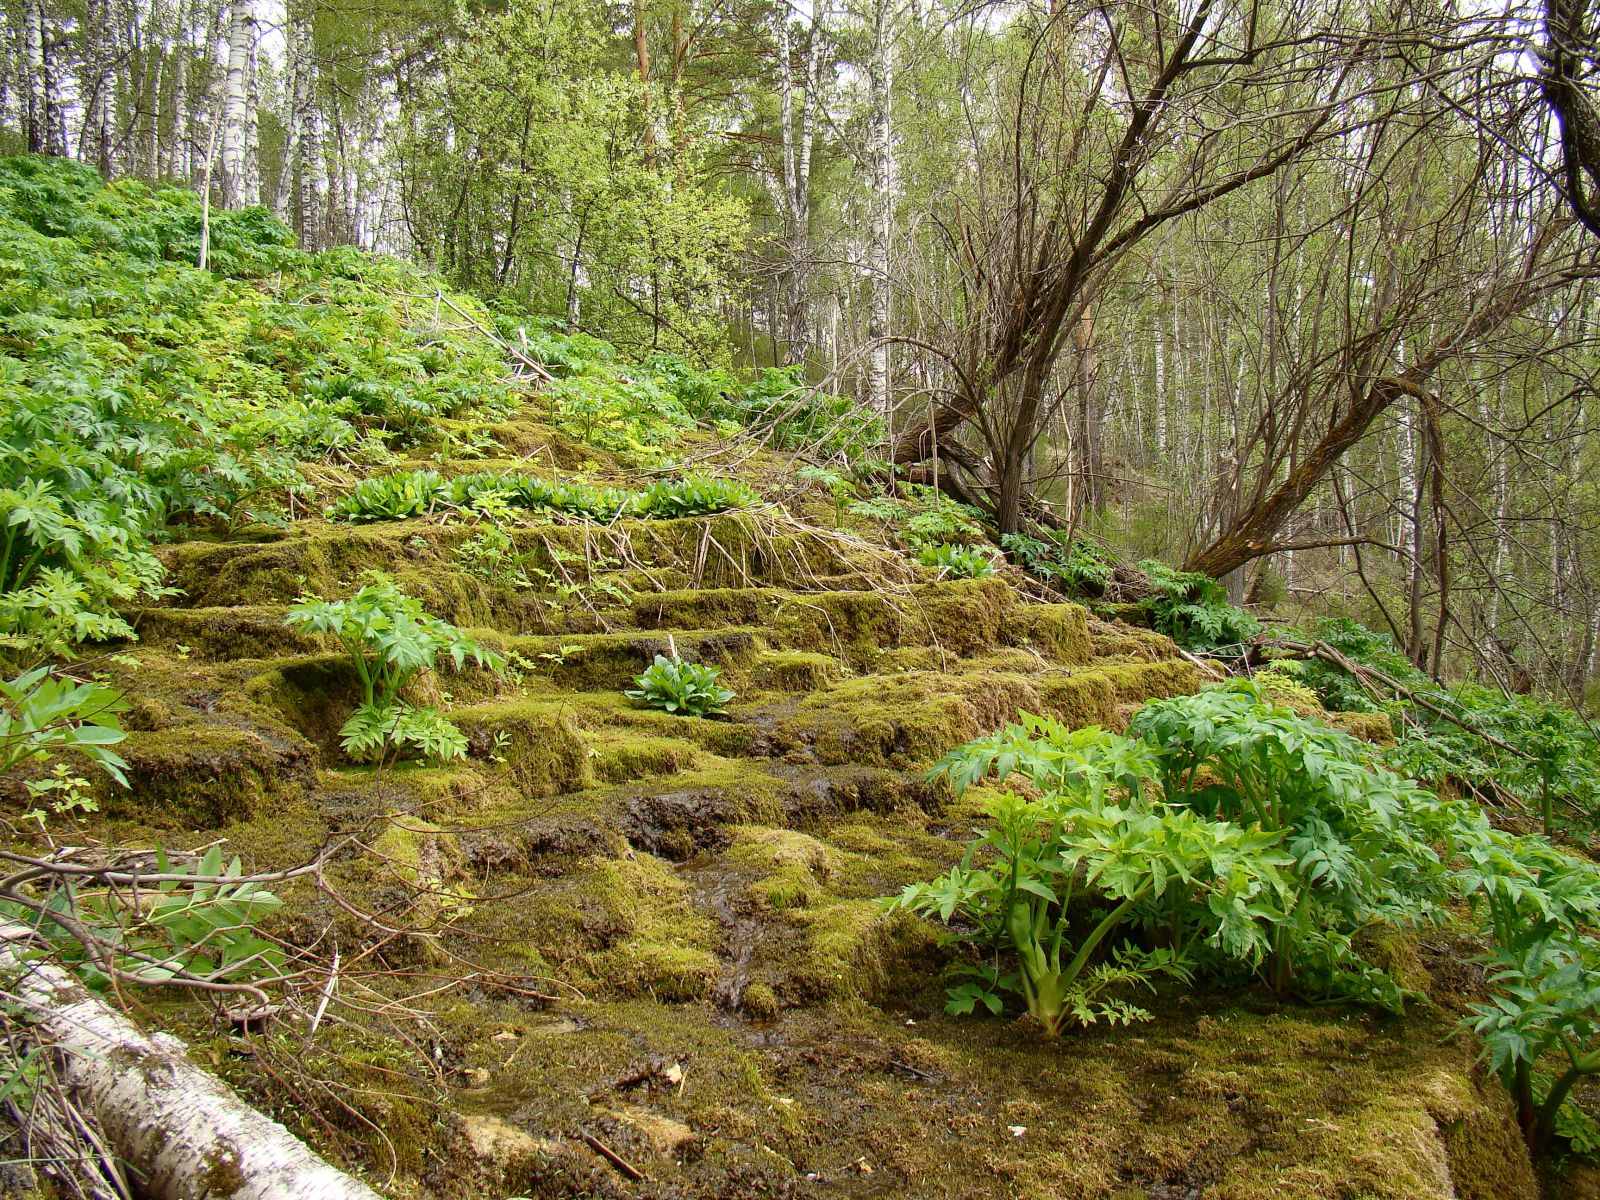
[286,574,501,764]
[894,721,1292,1035]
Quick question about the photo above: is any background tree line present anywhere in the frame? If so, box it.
[3,0,1600,700]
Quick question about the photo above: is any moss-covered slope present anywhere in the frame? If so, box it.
[26,409,1540,1200]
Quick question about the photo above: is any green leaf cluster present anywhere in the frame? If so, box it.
[331,467,758,524]
[0,666,128,785]
[1001,532,1114,594]
[917,542,996,578]
[624,654,735,718]
[900,719,1290,1034]
[1284,618,1600,835]
[1138,560,1261,653]
[1,845,284,992]
[0,155,522,660]
[285,575,501,763]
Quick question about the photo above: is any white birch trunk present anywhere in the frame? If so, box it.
[865,0,893,424]
[219,0,255,207]
[23,0,46,154]
[1,930,384,1200]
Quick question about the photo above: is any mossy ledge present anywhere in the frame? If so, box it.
[14,426,1538,1200]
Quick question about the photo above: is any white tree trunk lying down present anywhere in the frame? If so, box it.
[2,929,384,1200]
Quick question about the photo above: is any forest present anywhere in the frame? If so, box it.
[1,0,1599,1197]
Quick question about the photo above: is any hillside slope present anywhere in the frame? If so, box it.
[0,157,1544,1200]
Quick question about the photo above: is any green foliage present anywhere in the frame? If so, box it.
[1455,825,1600,1154]
[917,543,996,578]
[1001,532,1114,593]
[0,155,521,660]
[902,501,989,548]
[635,476,760,518]
[285,575,500,764]
[330,467,758,524]
[404,1,747,360]
[0,844,284,992]
[330,469,448,523]
[0,666,128,786]
[1288,618,1600,835]
[1128,680,1462,1000]
[901,719,1289,1034]
[624,654,735,718]
[1138,560,1261,653]
[685,363,884,461]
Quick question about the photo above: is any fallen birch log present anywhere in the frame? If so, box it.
[2,926,384,1200]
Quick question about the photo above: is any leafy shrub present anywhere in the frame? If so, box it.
[0,666,128,785]
[1288,618,1600,835]
[917,543,996,579]
[1001,532,1114,593]
[898,719,1289,1033]
[285,575,501,764]
[329,469,448,522]
[0,844,286,991]
[1138,560,1261,653]
[635,476,760,518]
[625,654,735,717]
[716,366,883,460]
[0,155,524,659]
[330,468,756,524]
[1126,680,1463,1000]
[1452,823,1600,1154]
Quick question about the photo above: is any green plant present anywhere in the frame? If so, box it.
[1138,560,1261,653]
[1456,826,1600,1153]
[1001,532,1114,593]
[897,720,1290,1034]
[1127,680,1463,999]
[625,654,735,717]
[285,575,500,764]
[22,765,98,846]
[0,666,128,784]
[0,845,285,992]
[329,469,447,522]
[918,542,996,579]
[902,496,989,548]
[635,476,760,518]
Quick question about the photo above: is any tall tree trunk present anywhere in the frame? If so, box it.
[866,0,894,423]
[218,0,255,208]
[778,4,821,368]
[22,0,46,154]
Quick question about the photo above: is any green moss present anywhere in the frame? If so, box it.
[100,724,312,826]
[772,590,903,667]
[741,981,780,1021]
[1003,603,1094,665]
[785,902,942,1004]
[601,938,722,1002]
[748,650,844,693]
[1035,659,1200,730]
[589,731,699,783]
[726,827,845,910]
[128,604,313,660]
[505,628,765,692]
[904,577,1015,657]
[448,699,594,796]
[582,857,722,1002]
[781,669,1041,768]
[633,587,781,630]
[1330,710,1397,745]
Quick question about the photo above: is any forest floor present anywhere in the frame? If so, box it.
[18,412,1576,1200]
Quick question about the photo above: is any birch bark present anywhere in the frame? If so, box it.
[1,930,383,1200]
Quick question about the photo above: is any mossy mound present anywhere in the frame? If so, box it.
[11,426,1542,1199]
